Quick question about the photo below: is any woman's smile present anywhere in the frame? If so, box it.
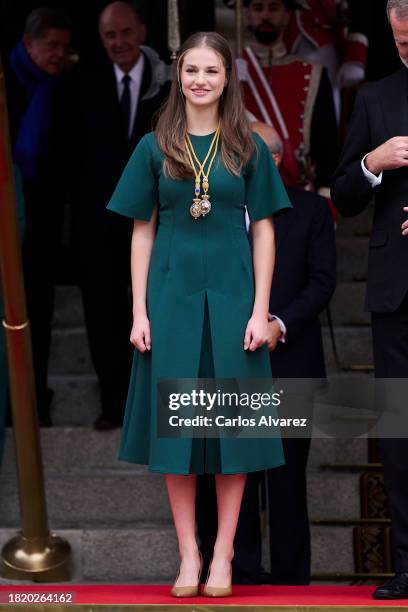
[192,88,210,96]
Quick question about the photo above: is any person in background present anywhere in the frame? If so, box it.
[283,0,368,119]
[238,0,339,202]
[332,0,408,599]
[72,1,170,430]
[196,121,336,585]
[234,122,336,584]
[4,7,74,426]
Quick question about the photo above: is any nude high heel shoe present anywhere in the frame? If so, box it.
[170,551,203,598]
[202,558,233,597]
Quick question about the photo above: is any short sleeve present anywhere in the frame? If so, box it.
[106,133,158,221]
[245,133,292,222]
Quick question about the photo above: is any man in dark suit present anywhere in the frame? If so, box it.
[196,122,336,584]
[332,0,408,599]
[73,1,170,430]
[232,122,336,585]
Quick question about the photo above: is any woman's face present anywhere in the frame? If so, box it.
[180,46,227,109]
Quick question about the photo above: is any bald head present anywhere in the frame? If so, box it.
[100,1,138,27]
[251,121,283,167]
[99,1,146,73]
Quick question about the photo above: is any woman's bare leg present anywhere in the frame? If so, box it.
[206,473,247,587]
[165,474,201,586]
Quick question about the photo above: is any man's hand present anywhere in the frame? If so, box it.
[365,137,408,175]
[402,206,408,237]
[267,318,282,352]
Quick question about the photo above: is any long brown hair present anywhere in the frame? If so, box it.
[155,31,255,179]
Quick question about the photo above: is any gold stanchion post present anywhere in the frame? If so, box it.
[0,52,71,582]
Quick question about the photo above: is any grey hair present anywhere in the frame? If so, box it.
[24,7,72,39]
[387,0,408,21]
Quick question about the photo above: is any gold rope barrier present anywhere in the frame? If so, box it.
[0,51,71,581]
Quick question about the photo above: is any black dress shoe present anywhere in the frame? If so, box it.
[373,573,408,599]
[93,415,122,431]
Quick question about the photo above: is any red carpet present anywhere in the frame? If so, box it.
[1,585,408,606]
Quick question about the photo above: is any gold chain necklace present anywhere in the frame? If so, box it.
[185,124,221,219]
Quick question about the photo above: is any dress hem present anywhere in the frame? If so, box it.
[118,454,285,475]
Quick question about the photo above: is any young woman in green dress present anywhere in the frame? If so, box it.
[107,31,291,597]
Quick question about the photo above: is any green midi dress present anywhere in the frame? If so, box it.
[107,131,292,474]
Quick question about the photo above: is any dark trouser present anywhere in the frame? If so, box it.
[234,437,312,585]
[78,227,132,423]
[196,437,311,584]
[22,182,63,416]
[371,293,408,572]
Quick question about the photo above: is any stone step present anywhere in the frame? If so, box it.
[49,328,94,375]
[322,326,373,372]
[0,470,171,527]
[308,472,360,519]
[53,286,84,330]
[327,282,370,327]
[0,523,354,582]
[308,438,368,471]
[310,525,354,574]
[1,428,122,475]
[0,468,359,528]
[0,526,177,583]
[336,237,369,283]
[2,429,368,475]
[49,375,100,424]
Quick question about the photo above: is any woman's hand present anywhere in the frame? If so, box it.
[402,206,408,237]
[244,313,270,352]
[130,314,151,352]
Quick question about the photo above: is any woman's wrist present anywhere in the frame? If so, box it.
[133,305,147,318]
[251,305,269,319]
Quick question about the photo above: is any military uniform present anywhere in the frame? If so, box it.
[240,42,339,192]
[284,0,369,70]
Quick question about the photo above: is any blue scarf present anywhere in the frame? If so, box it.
[10,40,63,183]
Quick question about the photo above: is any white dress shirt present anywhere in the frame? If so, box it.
[361,153,383,187]
[114,54,145,138]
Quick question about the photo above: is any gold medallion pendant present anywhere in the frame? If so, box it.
[190,199,202,219]
[185,125,220,219]
[199,194,211,216]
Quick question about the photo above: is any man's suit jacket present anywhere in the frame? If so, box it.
[73,51,169,241]
[270,188,336,378]
[332,68,408,313]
